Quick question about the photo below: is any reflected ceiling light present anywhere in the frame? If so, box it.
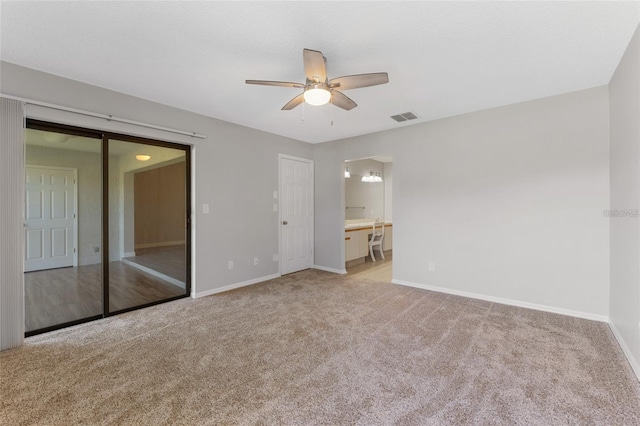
[136,154,151,161]
[345,167,351,178]
[42,132,69,143]
[361,172,383,183]
[303,84,331,106]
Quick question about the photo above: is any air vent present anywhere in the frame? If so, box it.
[391,112,418,123]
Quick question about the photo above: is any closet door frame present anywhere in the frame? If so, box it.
[102,132,191,316]
[25,119,192,335]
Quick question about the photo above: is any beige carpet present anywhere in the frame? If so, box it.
[2,270,639,425]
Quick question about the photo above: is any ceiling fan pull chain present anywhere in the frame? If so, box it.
[330,98,334,126]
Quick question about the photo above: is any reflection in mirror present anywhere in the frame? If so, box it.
[23,125,191,334]
[345,158,388,220]
[108,140,187,312]
[24,128,103,333]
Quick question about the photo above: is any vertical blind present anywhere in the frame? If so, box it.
[0,97,25,350]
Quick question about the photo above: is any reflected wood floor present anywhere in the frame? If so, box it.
[25,262,185,333]
[108,262,184,312]
[126,245,186,282]
[346,251,392,282]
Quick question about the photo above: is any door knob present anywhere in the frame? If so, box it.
[282,221,288,225]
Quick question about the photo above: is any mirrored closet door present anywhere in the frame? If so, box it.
[25,120,191,336]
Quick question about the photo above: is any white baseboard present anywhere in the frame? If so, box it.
[608,321,640,382]
[192,273,280,298]
[391,279,609,323]
[312,265,347,275]
[121,258,185,289]
[122,251,136,259]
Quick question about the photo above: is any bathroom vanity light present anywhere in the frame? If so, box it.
[361,172,382,183]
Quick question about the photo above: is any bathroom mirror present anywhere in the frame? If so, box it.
[345,157,392,221]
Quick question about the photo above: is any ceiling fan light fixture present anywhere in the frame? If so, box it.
[247,48,389,111]
[304,85,331,106]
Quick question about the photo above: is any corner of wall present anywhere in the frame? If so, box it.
[608,23,640,381]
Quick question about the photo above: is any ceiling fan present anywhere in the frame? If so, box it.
[246,48,389,111]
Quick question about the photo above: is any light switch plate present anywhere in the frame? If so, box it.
[273,190,278,199]
[273,203,278,212]
[203,204,210,214]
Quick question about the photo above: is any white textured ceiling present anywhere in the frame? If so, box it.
[2,2,639,144]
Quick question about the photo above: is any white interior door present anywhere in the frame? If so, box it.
[24,166,77,272]
[280,156,313,275]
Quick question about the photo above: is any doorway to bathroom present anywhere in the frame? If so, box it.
[344,155,393,282]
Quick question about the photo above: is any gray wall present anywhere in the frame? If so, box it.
[315,86,611,319]
[384,162,393,222]
[108,154,120,262]
[609,25,640,375]
[1,61,313,296]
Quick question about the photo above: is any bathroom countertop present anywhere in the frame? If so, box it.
[345,220,392,231]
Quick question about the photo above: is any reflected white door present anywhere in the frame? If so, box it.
[280,156,313,275]
[24,166,76,272]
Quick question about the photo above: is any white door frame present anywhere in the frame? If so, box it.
[278,154,314,275]
[25,164,78,269]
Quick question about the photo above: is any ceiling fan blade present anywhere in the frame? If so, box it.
[331,90,357,111]
[303,48,327,83]
[281,93,305,110]
[246,80,304,88]
[329,72,389,90]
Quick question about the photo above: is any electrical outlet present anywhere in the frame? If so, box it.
[94,246,100,253]
[273,254,279,262]
[254,257,259,266]
[228,260,234,270]
[428,261,436,272]
[273,190,278,199]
